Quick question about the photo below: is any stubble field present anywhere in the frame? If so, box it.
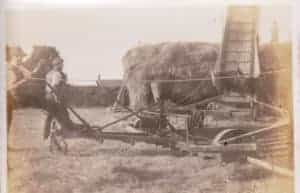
[8,108,293,193]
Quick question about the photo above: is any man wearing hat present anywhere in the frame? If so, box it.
[43,56,73,139]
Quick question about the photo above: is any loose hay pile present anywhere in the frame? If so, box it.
[122,42,219,109]
[122,42,292,110]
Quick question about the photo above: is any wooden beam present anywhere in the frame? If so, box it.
[178,143,257,153]
[247,156,294,178]
[253,99,289,115]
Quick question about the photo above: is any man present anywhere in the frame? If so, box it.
[43,57,73,139]
[7,51,32,132]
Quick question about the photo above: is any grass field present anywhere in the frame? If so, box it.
[8,108,294,193]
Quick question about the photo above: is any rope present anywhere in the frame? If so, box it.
[9,68,288,89]
[142,68,288,83]
[56,68,289,84]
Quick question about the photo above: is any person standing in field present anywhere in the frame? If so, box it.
[43,57,73,139]
[7,49,29,132]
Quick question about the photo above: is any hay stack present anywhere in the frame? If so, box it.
[123,42,292,110]
[122,42,219,109]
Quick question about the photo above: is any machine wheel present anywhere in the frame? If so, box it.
[214,129,255,163]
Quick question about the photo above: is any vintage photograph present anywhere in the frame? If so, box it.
[6,3,294,193]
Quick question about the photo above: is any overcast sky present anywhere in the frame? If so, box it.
[5,4,292,83]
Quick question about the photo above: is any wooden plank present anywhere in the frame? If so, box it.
[178,143,257,153]
[247,156,293,178]
[257,151,291,158]
[99,132,173,145]
[257,140,291,146]
[253,99,289,115]
[259,144,290,151]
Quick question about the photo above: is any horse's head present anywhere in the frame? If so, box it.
[23,46,62,78]
[10,46,63,107]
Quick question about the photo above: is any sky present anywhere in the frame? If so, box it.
[5,4,292,84]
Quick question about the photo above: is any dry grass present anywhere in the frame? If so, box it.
[8,108,294,193]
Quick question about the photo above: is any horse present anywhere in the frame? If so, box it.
[6,46,61,132]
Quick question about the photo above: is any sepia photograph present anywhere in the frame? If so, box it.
[5,2,294,193]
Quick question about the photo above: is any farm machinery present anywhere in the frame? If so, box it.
[48,86,291,166]
[9,6,293,177]
[49,6,292,174]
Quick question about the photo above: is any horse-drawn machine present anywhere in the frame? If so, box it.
[48,83,291,166]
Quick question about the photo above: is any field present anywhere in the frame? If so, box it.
[8,108,294,193]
